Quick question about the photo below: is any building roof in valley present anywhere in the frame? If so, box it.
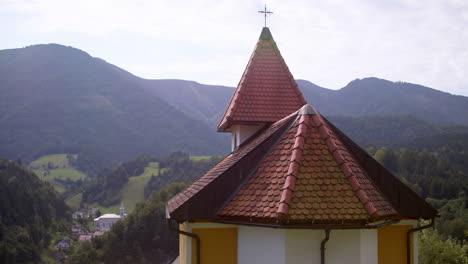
[78,235,92,242]
[217,27,306,132]
[94,214,121,220]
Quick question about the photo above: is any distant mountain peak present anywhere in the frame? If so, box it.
[20,43,92,58]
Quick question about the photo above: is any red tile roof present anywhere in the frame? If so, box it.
[219,106,397,223]
[167,112,297,219]
[167,105,437,225]
[217,27,307,132]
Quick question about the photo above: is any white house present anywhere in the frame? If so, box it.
[93,202,126,232]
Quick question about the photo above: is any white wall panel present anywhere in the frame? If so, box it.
[238,226,285,264]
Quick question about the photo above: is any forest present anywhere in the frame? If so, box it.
[368,145,468,242]
[0,159,71,263]
[68,145,467,263]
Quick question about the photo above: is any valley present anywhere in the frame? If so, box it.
[0,44,467,263]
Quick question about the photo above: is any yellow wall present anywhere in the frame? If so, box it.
[191,227,237,264]
[179,224,187,264]
[378,225,413,264]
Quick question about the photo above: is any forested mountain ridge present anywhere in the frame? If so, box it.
[328,115,468,149]
[140,77,468,127]
[0,158,71,263]
[2,44,468,169]
[0,44,228,169]
[139,79,233,125]
[299,78,468,126]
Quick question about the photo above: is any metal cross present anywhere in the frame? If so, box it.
[258,4,273,27]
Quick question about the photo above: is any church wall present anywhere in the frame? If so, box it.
[326,230,362,264]
[93,217,121,231]
[178,222,416,264]
[231,124,264,151]
[285,229,322,264]
[180,222,237,264]
[191,227,237,264]
[378,224,415,264]
[238,225,286,264]
[360,229,378,264]
[285,229,364,264]
[179,224,189,264]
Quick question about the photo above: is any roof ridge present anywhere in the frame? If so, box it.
[277,114,312,217]
[311,114,381,219]
[217,45,259,129]
[167,111,298,219]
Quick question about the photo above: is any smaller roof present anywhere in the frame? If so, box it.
[93,231,105,236]
[217,27,306,131]
[78,235,92,242]
[94,213,121,220]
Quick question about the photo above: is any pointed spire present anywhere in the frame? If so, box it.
[119,201,125,217]
[259,27,273,40]
[218,27,307,131]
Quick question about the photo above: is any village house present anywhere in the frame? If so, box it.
[93,202,126,232]
[72,207,100,220]
[55,237,71,250]
[166,26,438,264]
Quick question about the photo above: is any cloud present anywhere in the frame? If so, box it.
[1,0,467,95]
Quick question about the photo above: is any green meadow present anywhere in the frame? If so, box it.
[87,161,164,214]
[29,154,87,193]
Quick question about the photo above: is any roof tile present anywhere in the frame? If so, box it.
[218,28,306,131]
[218,108,399,223]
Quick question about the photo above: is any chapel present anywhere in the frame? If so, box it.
[166,27,437,264]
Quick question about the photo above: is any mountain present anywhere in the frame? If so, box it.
[298,78,468,126]
[327,115,468,149]
[0,44,229,168]
[142,78,468,128]
[139,79,233,126]
[0,158,71,263]
[2,44,468,168]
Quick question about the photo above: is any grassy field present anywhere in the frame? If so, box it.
[29,154,86,181]
[66,193,83,209]
[88,162,162,214]
[190,155,222,161]
[29,154,87,193]
[29,154,72,168]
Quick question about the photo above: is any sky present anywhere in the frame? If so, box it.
[1,0,468,96]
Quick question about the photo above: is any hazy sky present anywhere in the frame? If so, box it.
[2,0,467,96]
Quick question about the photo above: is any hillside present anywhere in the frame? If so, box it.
[139,79,233,126]
[298,78,468,126]
[69,152,221,216]
[28,154,87,194]
[139,77,468,150]
[327,115,468,149]
[0,158,71,263]
[2,44,468,170]
[141,78,468,128]
[0,44,229,169]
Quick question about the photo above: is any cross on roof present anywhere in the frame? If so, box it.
[258,4,273,27]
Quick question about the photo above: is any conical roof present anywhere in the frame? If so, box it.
[217,27,307,132]
[167,105,437,225]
